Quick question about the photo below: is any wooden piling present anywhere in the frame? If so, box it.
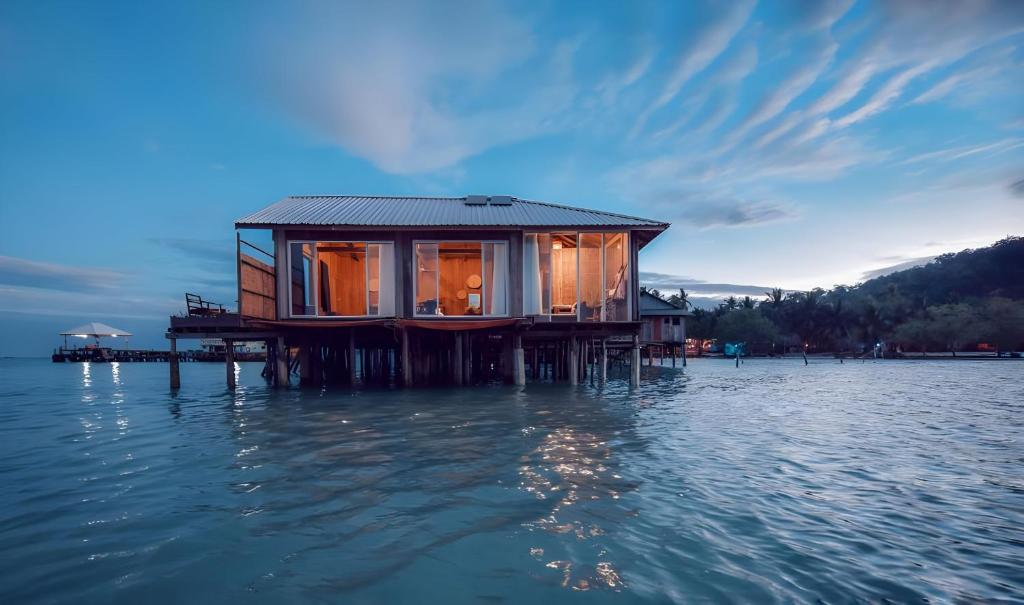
[225,338,236,390]
[401,329,413,387]
[630,335,640,387]
[274,336,288,387]
[600,338,608,382]
[569,337,579,385]
[169,337,180,390]
[513,333,526,386]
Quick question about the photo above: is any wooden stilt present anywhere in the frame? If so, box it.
[401,329,413,387]
[630,334,641,387]
[169,337,180,389]
[224,338,235,390]
[298,343,311,385]
[274,336,288,387]
[569,337,579,386]
[513,333,526,386]
[348,332,357,384]
[453,331,464,386]
[600,338,608,382]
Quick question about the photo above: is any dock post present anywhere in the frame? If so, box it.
[630,334,641,387]
[169,337,180,390]
[671,345,676,368]
[513,333,526,386]
[298,343,311,385]
[274,336,288,387]
[454,331,464,386]
[600,338,608,382]
[569,337,579,386]
[401,329,413,387]
[348,332,357,384]
[225,338,236,390]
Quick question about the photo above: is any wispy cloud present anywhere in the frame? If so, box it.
[0,256,127,292]
[632,1,755,135]
[675,198,800,229]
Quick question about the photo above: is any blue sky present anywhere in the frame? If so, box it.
[1,0,1022,354]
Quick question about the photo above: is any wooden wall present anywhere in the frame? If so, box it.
[239,252,276,320]
[317,245,367,316]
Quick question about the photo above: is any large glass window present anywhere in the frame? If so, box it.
[290,243,315,316]
[415,241,508,317]
[523,232,630,321]
[288,241,394,317]
[603,232,629,321]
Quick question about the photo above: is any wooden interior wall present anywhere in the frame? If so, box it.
[318,246,367,316]
[438,249,482,316]
[239,253,276,320]
[551,247,577,308]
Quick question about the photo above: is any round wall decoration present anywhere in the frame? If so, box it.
[466,274,482,289]
[456,289,467,300]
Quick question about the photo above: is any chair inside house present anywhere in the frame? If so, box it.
[185,292,225,316]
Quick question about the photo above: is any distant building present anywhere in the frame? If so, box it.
[639,291,690,362]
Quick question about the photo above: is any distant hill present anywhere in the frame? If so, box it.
[855,236,1024,305]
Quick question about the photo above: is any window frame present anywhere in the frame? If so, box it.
[523,231,632,322]
[286,239,394,319]
[412,239,510,318]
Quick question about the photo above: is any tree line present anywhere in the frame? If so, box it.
[645,237,1024,355]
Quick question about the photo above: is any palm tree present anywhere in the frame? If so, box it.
[741,296,755,309]
[764,288,784,307]
[678,288,690,311]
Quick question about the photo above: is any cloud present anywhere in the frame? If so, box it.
[633,1,755,134]
[639,271,782,300]
[256,0,581,174]
[0,256,127,292]
[672,197,800,229]
[859,256,936,281]
[1011,177,1024,197]
[900,138,1024,165]
[151,237,235,269]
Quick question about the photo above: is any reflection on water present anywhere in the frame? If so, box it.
[0,358,1022,603]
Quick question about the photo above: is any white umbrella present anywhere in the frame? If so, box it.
[59,322,132,348]
[60,322,133,337]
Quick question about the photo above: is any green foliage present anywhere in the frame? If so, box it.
[714,309,777,352]
[747,237,1024,353]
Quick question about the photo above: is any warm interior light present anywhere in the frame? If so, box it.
[552,240,562,249]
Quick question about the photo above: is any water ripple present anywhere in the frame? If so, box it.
[0,358,1021,603]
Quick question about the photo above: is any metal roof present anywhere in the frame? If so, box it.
[639,291,692,316]
[235,196,669,230]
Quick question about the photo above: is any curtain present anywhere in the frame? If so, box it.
[378,243,395,316]
[523,234,541,315]
[488,242,508,315]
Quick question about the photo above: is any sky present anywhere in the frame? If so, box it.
[1,0,1022,354]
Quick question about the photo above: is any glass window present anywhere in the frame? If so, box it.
[578,234,603,322]
[550,234,577,316]
[367,244,380,316]
[289,241,393,318]
[290,242,315,316]
[316,242,366,316]
[483,242,508,316]
[603,232,629,321]
[524,231,630,321]
[415,241,508,317]
[415,243,439,315]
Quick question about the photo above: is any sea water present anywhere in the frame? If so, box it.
[0,358,1021,603]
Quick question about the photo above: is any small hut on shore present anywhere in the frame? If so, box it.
[639,291,691,366]
[168,195,670,388]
